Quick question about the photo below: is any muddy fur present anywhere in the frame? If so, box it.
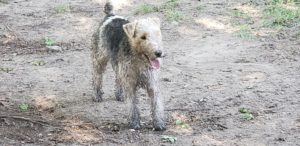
[91,2,165,131]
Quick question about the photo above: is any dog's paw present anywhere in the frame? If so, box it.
[129,123,141,130]
[116,95,124,102]
[129,119,141,130]
[93,92,103,102]
[153,122,166,131]
[93,96,102,102]
[115,89,124,102]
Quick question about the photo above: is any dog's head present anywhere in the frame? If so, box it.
[123,17,164,69]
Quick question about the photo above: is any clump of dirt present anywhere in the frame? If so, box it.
[33,96,57,112]
[0,105,55,145]
[49,115,103,144]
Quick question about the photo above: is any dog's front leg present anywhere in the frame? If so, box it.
[124,84,141,130]
[146,71,166,131]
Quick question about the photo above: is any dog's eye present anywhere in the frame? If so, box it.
[141,35,147,40]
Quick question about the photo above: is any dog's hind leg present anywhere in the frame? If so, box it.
[115,75,124,101]
[92,49,109,102]
[111,64,125,102]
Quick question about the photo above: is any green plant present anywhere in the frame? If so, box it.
[175,119,190,128]
[135,0,184,22]
[231,9,249,19]
[55,4,70,13]
[268,0,300,5]
[236,25,255,40]
[239,107,254,120]
[0,67,13,73]
[44,37,55,46]
[161,0,180,10]
[196,5,203,11]
[136,4,158,14]
[165,9,184,22]
[31,60,47,66]
[161,135,177,143]
[19,103,29,111]
[264,1,300,27]
[161,0,185,22]
[0,0,8,4]
[242,113,254,120]
[239,107,251,113]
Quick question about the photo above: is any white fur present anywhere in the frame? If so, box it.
[100,15,126,31]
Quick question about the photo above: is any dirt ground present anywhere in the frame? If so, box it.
[1,0,300,145]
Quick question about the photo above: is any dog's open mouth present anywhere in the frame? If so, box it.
[144,54,161,69]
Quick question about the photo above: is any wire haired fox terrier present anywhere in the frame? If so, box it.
[91,2,165,130]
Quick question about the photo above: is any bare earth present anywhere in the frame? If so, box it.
[1,0,300,145]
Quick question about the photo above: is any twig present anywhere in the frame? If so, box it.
[216,123,228,129]
[4,24,13,32]
[60,122,94,127]
[4,24,18,40]
[164,108,207,112]
[105,138,123,144]
[0,115,53,127]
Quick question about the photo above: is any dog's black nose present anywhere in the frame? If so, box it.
[154,50,162,57]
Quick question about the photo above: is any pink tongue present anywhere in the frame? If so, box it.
[150,59,160,69]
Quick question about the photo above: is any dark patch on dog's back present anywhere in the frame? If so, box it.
[103,18,130,62]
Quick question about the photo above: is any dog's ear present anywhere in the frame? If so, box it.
[123,21,137,38]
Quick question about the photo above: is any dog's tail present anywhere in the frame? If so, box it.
[91,2,113,54]
[104,2,113,15]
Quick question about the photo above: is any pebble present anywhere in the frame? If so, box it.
[46,46,63,52]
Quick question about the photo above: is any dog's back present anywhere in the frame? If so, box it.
[102,19,130,61]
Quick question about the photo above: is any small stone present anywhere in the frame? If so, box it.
[162,78,171,82]
[275,137,285,142]
[3,58,12,61]
[46,46,63,52]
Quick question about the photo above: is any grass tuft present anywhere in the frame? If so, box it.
[175,119,190,128]
[161,135,177,143]
[0,0,8,4]
[161,0,184,22]
[236,25,256,40]
[161,0,180,10]
[165,9,184,22]
[19,103,30,111]
[268,0,300,5]
[136,0,185,22]
[264,0,300,27]
[0,67,13,73]
[136,4,158,14]
[44,37,56,46]
[31,60,47,66]
[196,5,203,11]
[231,9,250,19]
[55,4,70,14]
[239,107,254,120]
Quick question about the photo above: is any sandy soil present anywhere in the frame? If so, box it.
[1,0,300,145]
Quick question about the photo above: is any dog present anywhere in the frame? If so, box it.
[91,2,165,131]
